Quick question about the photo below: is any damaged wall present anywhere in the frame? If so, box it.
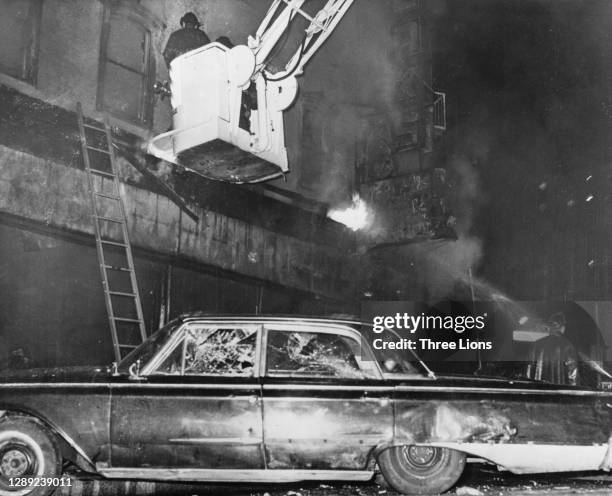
[0,144,355,300]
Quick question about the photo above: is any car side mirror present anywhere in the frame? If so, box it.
[128,359,145,381]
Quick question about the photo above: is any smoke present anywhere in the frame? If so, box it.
[411,148,487,299]
[430,0,612,299]
[277,1,400,207]
[448,154,484,233]
[421,238,483,300]
[363,154,486,300]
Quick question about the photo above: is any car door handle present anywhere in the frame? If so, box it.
[361,392,390,406]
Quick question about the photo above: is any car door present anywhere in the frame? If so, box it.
[109,322,265,469]
[261,323,394,470]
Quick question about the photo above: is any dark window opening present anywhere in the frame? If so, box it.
[0,0,41,84]
[97,2,155,127]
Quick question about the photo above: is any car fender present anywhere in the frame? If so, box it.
[425,441,610,474]
[0,408,96,472]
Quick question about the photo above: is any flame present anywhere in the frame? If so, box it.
[327,193,372,231]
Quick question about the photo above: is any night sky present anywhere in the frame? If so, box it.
[432,0,612,300]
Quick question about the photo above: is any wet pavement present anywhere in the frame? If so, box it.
[53,465,612,495]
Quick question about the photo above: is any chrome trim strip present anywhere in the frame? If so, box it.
[181,317,363,326]
[0,383,110,388]
[265,434,390,443]
[263,385,394,392]
[261,326,270,379]
[262,322,365,342]
[111,382,259,390]
[98,467,374,483]
[2,383,608,397]
[168,437,261,445]
[393,385,612,396]
[267,383,612,396]
[0,383,257,390]
[263,396,391,403]
[254,324,263,378]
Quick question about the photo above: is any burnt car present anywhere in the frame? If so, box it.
[2,315,612,496]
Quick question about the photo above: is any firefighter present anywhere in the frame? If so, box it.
[528,312,580,386]
[163,12,210,68]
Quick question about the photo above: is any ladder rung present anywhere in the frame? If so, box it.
[114,317,143,324]
[100,240,128,247]
[108,291,138,298]
[94,192,120,200]
[103,264,132,272]
[118,344,139,349]
[96,215,124,224]
[83,123,106,132]
[88,168,115,178]
[87,145,110,154]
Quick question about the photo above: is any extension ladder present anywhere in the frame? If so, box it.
[76,102,147,362]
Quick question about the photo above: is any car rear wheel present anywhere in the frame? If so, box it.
[0,416,61,496]
[378,445,465,494]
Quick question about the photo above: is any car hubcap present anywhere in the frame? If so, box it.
[0,444,36,479]
[402,445,439,468]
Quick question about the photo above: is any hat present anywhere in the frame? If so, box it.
[180,12,200,27]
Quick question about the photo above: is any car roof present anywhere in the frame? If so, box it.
[175,313,365,327]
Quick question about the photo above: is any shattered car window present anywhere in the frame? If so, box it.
[155,326,257,376]
[266,330,377,379]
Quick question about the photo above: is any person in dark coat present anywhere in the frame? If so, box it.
[163,12,210,68]
[527,312,580,386]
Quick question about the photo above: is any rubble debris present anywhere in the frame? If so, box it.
[455,487,484,496]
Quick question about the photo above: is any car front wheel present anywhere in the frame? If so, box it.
[378,445,466,494]
[0,416,61,496]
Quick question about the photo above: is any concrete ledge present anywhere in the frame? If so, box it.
[0,145,353,299]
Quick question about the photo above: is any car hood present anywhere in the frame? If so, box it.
[0,365,111,383]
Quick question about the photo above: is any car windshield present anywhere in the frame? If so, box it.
[117,319,182,372]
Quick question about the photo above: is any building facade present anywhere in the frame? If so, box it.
[0,0,439,365]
